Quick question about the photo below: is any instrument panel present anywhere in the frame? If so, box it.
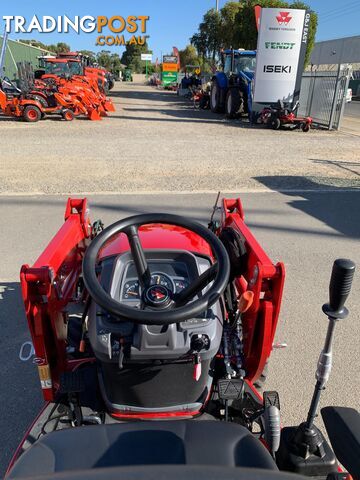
[121,261,190,301]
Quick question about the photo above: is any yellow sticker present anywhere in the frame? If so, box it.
[195,68,201,75]
[38,364,52,389]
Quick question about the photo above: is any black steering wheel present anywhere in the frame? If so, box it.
[82,214,230,325]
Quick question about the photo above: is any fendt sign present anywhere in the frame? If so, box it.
[253,8,309,104]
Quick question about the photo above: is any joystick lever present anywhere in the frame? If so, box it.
[305,259,355,430]
[277,259,355,476]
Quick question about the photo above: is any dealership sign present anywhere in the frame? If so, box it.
[253,8,310,103]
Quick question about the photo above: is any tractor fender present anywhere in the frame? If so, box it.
[212,72,228,90]
[20,99,43,110]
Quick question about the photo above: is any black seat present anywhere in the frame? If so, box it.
[9,421,277,478]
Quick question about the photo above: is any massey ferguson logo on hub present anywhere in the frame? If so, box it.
[276,12,292,25]
[263,65,292,73]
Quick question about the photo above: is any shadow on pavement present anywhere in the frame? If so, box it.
[110,85,258,128]
[110,88,176,103]
[254,176,360,239]
[0,282,43,477]
[311,159,360,177]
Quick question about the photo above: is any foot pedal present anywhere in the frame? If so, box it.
[263,390,280,409]
[218,379,244,400]
[59,371,85,394]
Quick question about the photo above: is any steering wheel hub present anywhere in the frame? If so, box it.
[144,284,172,308]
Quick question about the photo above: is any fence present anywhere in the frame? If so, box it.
[298,65,352,130]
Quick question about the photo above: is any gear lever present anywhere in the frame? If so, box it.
[277,259,356,476]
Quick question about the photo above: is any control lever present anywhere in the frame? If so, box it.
[277,259,356,476]
[306,259,355,430]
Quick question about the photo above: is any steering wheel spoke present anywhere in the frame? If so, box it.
[174,263,218,307]
[124,225,151,289]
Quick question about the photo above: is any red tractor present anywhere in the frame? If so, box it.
[5,197,358,480]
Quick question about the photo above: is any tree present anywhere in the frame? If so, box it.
[54,42,71,54]
[121,42,150,73]
[19,40,70,54]
[219,2,243,49]
[179,45,200,70]
[292,1,318,66]
[191,9,222,62]
[96,50,112,70]
[79,50,96,64]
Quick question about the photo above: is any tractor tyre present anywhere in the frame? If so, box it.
[23,105,41,123]
[62,109,75,122]
[270,115,281,130]
[210,81,224,113]
[301,122,310,132]
[225,88,242,119]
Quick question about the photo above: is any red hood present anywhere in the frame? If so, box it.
[99,224,213,259]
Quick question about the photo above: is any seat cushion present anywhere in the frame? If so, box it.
[9,420,277,478]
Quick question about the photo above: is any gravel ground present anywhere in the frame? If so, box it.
[0,82,359,195]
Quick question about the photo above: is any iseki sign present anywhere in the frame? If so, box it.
[253,8,309,104]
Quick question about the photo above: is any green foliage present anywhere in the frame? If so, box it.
[19,40,71,54]
[121,42,151,73]
[78,50,96,63]
[96,51,123,75]
[292,1,318,65]
[219,2,243,49]
[191,9,222,62]
[191,0,318,68]
[52,42,71,54]
[179,45,200,70]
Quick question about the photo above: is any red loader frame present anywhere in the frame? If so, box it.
[20,198,285,402]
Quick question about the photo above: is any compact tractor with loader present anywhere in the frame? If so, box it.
[6,196,359,480]
[36,56,115,119]
[0,64,84,122]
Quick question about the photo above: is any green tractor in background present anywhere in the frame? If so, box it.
[123,68,133,82]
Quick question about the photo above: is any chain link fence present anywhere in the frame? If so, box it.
[298,66,352,130]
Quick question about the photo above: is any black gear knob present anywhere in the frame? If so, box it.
[323,259,355,319]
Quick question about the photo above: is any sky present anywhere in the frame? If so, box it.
[1,0,359,61]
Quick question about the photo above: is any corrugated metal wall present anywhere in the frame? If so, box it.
[310,36,360,66]
[0,37,52,80]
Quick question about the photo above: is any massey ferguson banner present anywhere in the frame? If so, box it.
[253,8,310,104]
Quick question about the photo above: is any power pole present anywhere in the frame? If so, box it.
[216,0,219,11]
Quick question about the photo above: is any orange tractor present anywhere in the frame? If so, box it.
[0,67,85,122]
[57,52,115,92]
[36,56,115,120]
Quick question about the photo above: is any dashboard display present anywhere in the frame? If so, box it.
[121,262,190,301]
